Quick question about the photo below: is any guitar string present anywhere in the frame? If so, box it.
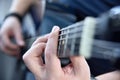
[24,20,120,59]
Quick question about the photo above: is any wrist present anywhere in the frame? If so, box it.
[4,13,23,24]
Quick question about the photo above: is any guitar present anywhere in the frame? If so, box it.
[22,7,120,68]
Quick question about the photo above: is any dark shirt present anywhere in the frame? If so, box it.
[59,0,120,17]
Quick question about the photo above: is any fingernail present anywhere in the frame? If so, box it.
[52,26,59,32]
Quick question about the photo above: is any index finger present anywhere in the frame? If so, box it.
[23,43,46,77]
[2,35,19,50]
[45,26,62,74]
[32,34,49,47]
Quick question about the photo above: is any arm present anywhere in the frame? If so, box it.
[10,0,38,16]
[0,0,39,57]
[29,0,46,28]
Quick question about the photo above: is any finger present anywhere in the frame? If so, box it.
[0,42,20,56]
[14,28,25,46]
[23,43,46,77]
[32,34,49,47]
[2,35,19,50]
[70,56,90,76]
[45,26,62,73]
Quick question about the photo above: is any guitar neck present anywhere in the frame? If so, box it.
[24,17,120,61]
[57,17,120,61]
[90,40,120,60]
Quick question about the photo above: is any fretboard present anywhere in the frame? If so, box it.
[58,21,83,58]
[57,17,120,61]
[24,17,120,61]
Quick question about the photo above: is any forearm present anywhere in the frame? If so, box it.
[29,0,46,21]
[95,70,120,80]
[9,0,38,16]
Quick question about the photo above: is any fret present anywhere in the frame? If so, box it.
[59,28,82,41]
[66,38,72,52]
[58,21,82,57]
[58,21,83,57]
[59,23,83,37]
[63,29,69,57]
[70,25,78,55]
[74,37,81,55]
[60,29,82,38]
[59,21,83,40]
[59,34,82,42]
[58,39,65,57]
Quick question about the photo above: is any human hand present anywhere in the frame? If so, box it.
[0,16,25,57]
[23,26,90,80]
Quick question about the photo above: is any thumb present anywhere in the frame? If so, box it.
[14,27,25,46]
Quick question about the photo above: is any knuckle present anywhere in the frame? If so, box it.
[35,43,45,48]
[22,50,31,61]
[23,43,45,61]
[45,49,52,60]
[32,38,43,46]
[35,37,41,43]
[22,52,29,61]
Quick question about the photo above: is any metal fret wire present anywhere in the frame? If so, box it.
[59,33,82,41]
[63,29,68,56]
[60,21,83,32]
[59,28,82,39]
[59,21,83,37]
[71,24,78,55]
[58,21,83,56]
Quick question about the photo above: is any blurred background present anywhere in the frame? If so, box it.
[0,0,34,80]
[0,0,15,80]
